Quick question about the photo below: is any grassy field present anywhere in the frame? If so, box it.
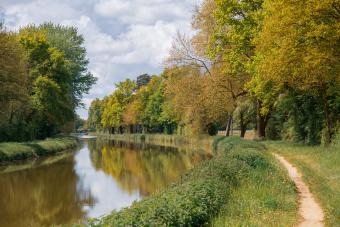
[265,140,340,227]
[0,137,78,163]
[89,136,298,226]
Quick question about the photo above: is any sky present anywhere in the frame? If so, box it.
[0,0,201,119]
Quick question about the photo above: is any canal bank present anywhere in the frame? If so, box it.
[90,135,298,226]
[0,137,77,163]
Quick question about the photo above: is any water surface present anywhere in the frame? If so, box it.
[0,138,210,226]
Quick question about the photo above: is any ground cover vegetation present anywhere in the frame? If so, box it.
[87,0,339,146]
[88,137,297,226]
[0,22,96,142]
[0,137,77,162]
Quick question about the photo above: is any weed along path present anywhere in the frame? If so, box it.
[273,153,324,227]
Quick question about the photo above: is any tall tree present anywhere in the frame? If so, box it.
[255,0,340,144]
[21,23,96,109]
[0,24,29,141]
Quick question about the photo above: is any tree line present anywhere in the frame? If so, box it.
[0,22,96,142]
[88,0,339,145]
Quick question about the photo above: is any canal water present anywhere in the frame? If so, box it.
[0,137,211,226]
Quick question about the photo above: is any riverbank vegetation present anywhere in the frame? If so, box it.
[87,0,339,146]
[0,22,96,142]
[0,137,77,162]
[266,140,340,226]
[90,137,297,226]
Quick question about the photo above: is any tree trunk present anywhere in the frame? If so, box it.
[257,116,266,139]
[257,100,269,139]
[225,115,233,136]
[240,112,246,138]
[322,95,333,146]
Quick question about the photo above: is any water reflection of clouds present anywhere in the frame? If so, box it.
[74,144,141,218]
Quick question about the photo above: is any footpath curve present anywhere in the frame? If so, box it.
[273,153,324,227]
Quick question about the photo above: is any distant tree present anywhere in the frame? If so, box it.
[136,74,151,89]
[101,79,136,132]
[88,99,104,131]
[74,115,86,132]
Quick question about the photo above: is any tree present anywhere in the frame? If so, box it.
[166,31,212,75]
[16,23,96,139]
[0,24,29,141]
[101,79,136,133]
[136,74,151,89]
[233,98,256,138]
[27,23,97,108]
[88,99,104,131]
[255,0,340,144]
[18,30,74,137]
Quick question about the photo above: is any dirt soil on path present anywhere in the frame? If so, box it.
[273,153,324,227]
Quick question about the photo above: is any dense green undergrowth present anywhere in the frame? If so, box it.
[89,136,297,226]
[265,141,340,227]
[0,137,77,162]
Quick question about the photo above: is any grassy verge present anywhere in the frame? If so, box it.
[0,137,78,163]
[89,136,297,226]
[265,141,340,227]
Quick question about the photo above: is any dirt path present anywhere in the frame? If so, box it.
[273,153,324,227]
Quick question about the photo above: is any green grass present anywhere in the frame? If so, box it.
[210,138,298,227]
[88,137,298,227]
[0,137,78,162]
[265,140,340,227]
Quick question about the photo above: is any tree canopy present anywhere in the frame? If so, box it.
[0,22,96,141]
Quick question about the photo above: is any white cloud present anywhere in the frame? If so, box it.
[94,0,196,25]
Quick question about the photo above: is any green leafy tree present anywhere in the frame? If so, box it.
[23,23,96,108]
[101,79,136,132]
[88,99,104,131]
[0,24,29,141]
[255,0,340,144]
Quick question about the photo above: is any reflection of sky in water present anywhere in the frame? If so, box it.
[74,144,141,218]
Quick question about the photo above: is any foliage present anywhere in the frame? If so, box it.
[254,0,340,143]
[88,99,104,131]
[0,24,30,141]
[136,73,151,89]
[0,22,95,142]
[101,79,136,129]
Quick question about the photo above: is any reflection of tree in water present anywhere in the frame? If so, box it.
[88,139,211,196]
[0,156,95,227]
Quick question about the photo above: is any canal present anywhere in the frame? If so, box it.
[0,137,211,226]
